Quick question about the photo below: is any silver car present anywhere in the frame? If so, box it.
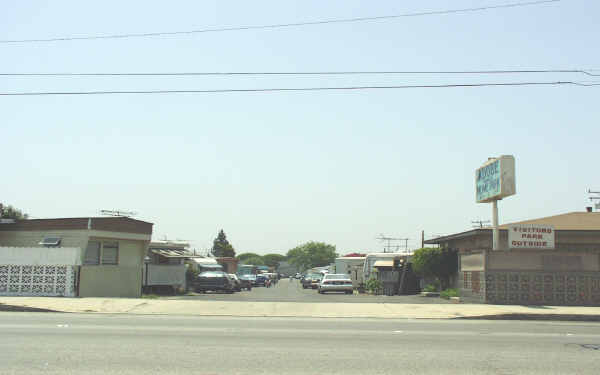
[317,274,353,294]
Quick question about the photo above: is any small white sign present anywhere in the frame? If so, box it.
[508,224,555,249]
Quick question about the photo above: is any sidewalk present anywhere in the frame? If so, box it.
[1,296,600,320]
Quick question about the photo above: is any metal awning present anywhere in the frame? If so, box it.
[150,249,199,258]
[198,264,223,269]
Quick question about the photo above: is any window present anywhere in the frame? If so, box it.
[101,241,119,265]
[84,240,119,265]
[84,241,100,265]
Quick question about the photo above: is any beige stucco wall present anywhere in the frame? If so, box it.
[461,252,485,271]
[0,230,89,249]
[79,266,142,297]
[79,238,146,297]
[488,251,600,272]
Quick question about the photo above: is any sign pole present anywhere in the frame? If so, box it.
[492,200,499,250]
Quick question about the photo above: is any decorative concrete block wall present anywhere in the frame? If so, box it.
[0,264,77,297]
[485,271,600,306]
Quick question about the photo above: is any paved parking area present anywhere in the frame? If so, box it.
[167,278,451,304]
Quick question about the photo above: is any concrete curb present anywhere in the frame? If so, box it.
[2,297,600,321]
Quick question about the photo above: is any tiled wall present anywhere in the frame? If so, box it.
[485,271,600,306]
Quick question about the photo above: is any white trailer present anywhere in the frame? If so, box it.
[335,257,366,288]
[362,253,412,281]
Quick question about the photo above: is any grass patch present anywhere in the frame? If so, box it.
[440,288,459,299]
[141,294,160,299]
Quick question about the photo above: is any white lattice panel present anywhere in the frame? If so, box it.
[0,264,77,297]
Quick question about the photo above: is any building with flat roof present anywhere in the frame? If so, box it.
[425,211,600,306]
[0,217,153,297]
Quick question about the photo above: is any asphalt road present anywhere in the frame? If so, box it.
[2,312,600,374]
[173,277,449,304]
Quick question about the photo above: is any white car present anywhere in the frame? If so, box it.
[318,274,353,294]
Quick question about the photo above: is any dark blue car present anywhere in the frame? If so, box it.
[255,274,268,287]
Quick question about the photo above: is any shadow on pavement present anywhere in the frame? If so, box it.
[459,314,600,322]
[0,303,61,313]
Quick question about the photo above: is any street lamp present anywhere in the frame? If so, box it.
[143,255,151,292]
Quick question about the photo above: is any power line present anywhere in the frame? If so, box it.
[1,81,598,96]
[0,0,561,44]
[1,69,597,77]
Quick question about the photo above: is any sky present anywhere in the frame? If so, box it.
[1,0,598,255]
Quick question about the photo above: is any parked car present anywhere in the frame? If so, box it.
[302,273,321,289]
[255,274,269,287]
[318,274,354,294]
[237,274,254,290]
[310,273,324,289]
[295,273,302,279]
[194,271,234,293]
[228,274,243,292]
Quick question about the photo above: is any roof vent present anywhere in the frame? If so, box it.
[39,237,62,247]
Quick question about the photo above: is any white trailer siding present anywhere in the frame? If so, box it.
[335,257,366,276]
[363,253,411,281]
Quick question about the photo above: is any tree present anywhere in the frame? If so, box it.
[0,204,28,220]
[211,229,236,258]
[411,247,458,290]
[286,242,337,271]
[262,253,286,268]
[237,253,262,263]
[240,255,265,266]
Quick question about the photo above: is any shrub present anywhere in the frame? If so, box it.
[440,288,459,299]
[365,278,382,294]
[423,284,439,293]
[412,247,458,290]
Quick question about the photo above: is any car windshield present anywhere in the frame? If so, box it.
[199,271,225,277]
[324,274,351,280]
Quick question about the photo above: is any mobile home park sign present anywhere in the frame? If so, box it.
[475,155,516,203]
[508,224,555,249]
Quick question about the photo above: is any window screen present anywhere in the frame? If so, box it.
[101,241,119,265]
[84,241,101,265]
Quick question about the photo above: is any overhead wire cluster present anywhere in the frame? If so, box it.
[2,0,597,96]
[0,0,561,44]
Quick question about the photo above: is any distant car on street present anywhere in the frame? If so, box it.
[318,274,354,294]
[255,274,269,287]
[301,273,322,289]
[194,271,234,293]
[310,274,323,289]
[228,274,243,292]
[237,274,254,290]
